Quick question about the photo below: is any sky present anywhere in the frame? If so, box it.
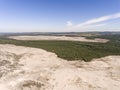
[0,0,120,32]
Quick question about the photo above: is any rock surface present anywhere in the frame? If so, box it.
[0,44,120,90]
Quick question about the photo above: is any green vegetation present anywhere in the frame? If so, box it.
[0,35,120,61]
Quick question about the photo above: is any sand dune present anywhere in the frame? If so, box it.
[0,44,120,90]
[9,36,109,43]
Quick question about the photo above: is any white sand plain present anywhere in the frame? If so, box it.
[9,36,109,43]
[0,44,120,90]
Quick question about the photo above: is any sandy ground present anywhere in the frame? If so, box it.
[9,36,109,43]
[0,44,120,90]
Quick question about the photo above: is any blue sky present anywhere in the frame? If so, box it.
[0,0,120,32]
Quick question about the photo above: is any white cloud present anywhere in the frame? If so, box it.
[66,12,120,31]
[82,23,107,28]
[66,21,73,27]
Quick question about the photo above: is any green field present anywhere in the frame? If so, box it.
[0,35,120,62]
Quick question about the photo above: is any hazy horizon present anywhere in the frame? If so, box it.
[0,0,120,32]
